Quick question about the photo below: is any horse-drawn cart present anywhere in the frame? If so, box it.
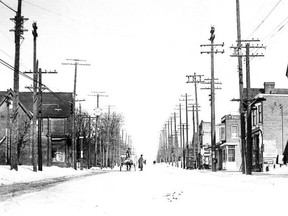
[120,155,136,171]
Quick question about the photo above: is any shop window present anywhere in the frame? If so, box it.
[228,146,235,162]
[231,125,238,138]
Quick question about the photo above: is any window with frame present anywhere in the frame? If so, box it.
[231,125,238,138]
[258,105,263,123]
[228,146,235,162]
[220,126,225,141]
[252,109,257,126]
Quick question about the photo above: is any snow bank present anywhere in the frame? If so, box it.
[0,165,107,185]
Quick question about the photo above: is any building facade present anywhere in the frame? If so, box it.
[245,82,288,171]
[0,90,73,167]
[216,115,241,171]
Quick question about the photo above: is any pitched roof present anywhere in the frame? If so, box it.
[0,91,73,118]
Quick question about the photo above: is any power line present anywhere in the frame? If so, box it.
[0,58,70,104]
[264,15,288,41]
[248,15,288,61]
[0,0,16,13]
[0,48,13,59]
[246,0,283,39]
[23,0,81,23]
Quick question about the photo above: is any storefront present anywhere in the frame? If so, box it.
[221,143,237,171]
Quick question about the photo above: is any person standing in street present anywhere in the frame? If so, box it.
[138,155,144,171]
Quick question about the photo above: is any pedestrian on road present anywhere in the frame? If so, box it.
[138,155,144,171]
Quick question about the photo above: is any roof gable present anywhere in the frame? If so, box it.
[0,91,73,118]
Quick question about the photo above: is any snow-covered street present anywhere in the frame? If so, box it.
[1,164,288,216]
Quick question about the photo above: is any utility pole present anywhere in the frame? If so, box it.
[163,124,168,163]
[25,66,57,170]
[182,123,186,165]
[89,92,108,167]
[24,66,58,170]
[79,103,84,170]
[170,115,174,166]
[106,105,111,168]
[231,39,265,175]
[62,59,90,169]
[25,36,57,172]
[179,123,189,168]
[178,103,183,168]
[187,73,204,168]
[37,70,43,171]
[166,119,171,164]
[173,112,179,166]
[88,116,91,168]
[75,99,85,170]
[235,0,246,175]
[180,94,193,168]
[201,26,224,172]
[188,103,201,167]
[192,104,196,159]
[10,0,28,171]
[30,22,38,172]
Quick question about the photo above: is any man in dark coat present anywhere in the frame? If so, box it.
[138,155,144,171]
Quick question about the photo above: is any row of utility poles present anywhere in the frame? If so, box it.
[7,0,132,171]
[158,26,224,171]
[158,88,202,169]
[159,0,266,175]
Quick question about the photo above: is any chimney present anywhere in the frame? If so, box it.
[264,82,275,94]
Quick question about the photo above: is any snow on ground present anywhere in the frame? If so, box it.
[0,165,106,185]
[1,164,288,216]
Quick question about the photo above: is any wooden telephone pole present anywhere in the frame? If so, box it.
[235,0,246,174]
[24,22,57,171]
[10,0,28,171]
[186,73,204,168]
[62,59,90,170]
[231,39,265,175]
[180,94,193,168]
[201,26,224,172]
[31,22,38,172]
[89,92,108,167]
[175,103,183,168]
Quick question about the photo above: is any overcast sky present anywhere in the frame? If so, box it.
[1,0,288,160]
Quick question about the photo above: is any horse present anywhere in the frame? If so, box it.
[120,156,136,171]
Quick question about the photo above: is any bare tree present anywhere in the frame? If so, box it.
[17,115,31,165]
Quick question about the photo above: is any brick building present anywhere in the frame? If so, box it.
[216,115,241,171]
[199,116,241,171]
[245,82,288,171]
[0,90,73,166]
